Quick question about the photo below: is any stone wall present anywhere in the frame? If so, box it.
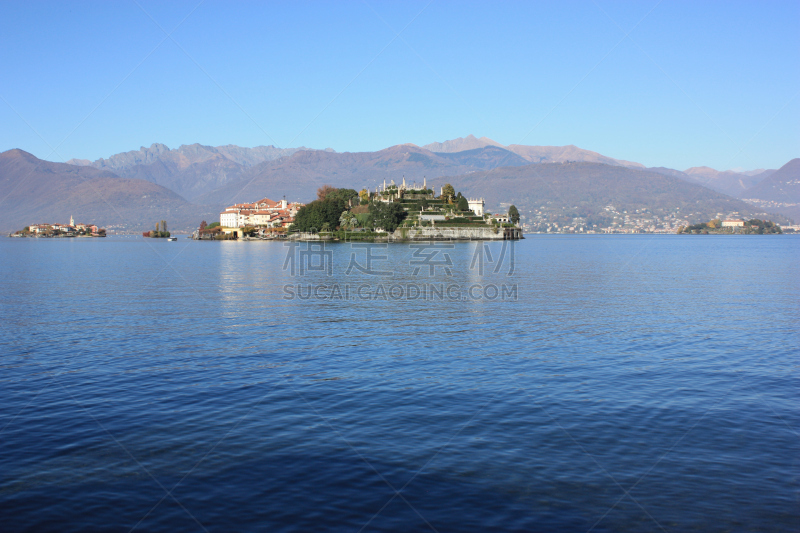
[392,226,515,240]
[288,226,522,241]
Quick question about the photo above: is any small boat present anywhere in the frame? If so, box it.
[167,237,178,241]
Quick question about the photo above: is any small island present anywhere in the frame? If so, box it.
[142,220,172,238]
[9,216,106,238]
[677,218,782,234]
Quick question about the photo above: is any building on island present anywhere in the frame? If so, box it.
[467,198,485,216]
[219,197,303,229]
[722,219,744,228]
[24,216,101,236]
[373,176,433,202]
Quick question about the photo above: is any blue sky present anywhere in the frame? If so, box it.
[1,0,798,171]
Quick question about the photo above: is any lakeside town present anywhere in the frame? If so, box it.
[518,204,797,234]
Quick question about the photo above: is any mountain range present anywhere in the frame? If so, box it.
[66,143,334,202]
[1,136,797,233]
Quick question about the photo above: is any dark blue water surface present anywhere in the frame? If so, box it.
[1,235,798,532]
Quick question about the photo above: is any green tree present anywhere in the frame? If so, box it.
[441,184,455,203]
[509,205,520,225]
[457,196,469,212]
[369,201,407,232]
[339,211,358,228]
[355,213,373,229]
[326,188,359,204]
[292,198,347,232]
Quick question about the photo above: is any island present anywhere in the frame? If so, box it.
[9,216,106,238]
[142,220,171,238]
[194,179,522,241]
[677,218,782,234]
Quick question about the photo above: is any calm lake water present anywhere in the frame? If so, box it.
[1,235,798,532]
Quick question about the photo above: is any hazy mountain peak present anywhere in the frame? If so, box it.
[425,137,644,169]
[739,168,772,177]
[684,166,718,176]
[423,135,503,153]
[505,144,644,169]
[147,142,170,153]
[2,148,39,162]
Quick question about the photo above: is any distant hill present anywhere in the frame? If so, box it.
[741,158,800,202]
[67,143,331,202]
[438,162,789,224]
[739,158,800,221]
[0,149,214,233]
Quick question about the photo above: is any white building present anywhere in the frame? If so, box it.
[252,211,272,226]
[722,219,744,228]
[220,211,242,228]
[467,198,485,216]
[220,197,302,228]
